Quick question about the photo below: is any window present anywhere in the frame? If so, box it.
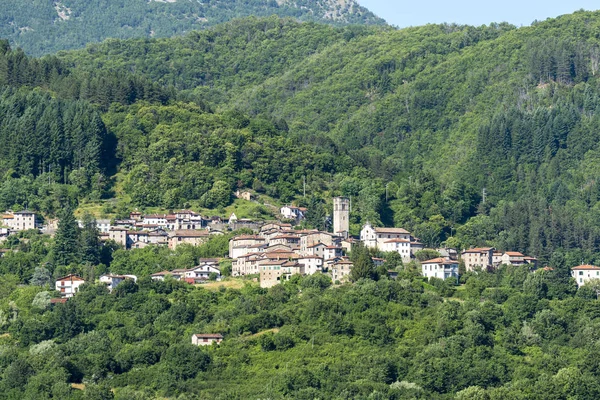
[579,271,584,276]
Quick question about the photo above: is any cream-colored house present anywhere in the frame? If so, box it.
[571,265,600,288]
[421,258,459,280]
[461,247,495,272]
[168,229,210,250]
[192,334,223,346]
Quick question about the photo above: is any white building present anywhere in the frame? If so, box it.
[142,214,167,227]
[55,274,85,298]
[3,211,38,231]
[571,265,600,288]
[78,219,112,233]
[298,256,323,275]
[99,274,137,292]
[183,264,221,283]
[421,258,459,280]
[280,205,306,221]
[192,334,223,346]
[360,223,421,263]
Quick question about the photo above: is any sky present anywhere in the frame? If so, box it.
[358,1,600,28]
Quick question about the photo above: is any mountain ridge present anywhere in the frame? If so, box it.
[0,0,385,56]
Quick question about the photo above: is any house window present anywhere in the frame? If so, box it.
[203,338,208,342]
[579,271,584,276]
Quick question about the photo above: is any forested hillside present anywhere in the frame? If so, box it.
[0,0,384,56]
[49,12,600,267]
[3,11,600,400]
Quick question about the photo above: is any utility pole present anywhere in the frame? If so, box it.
[482,188,487,204]
[386,183,389,202]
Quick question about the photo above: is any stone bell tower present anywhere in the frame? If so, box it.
[333,197,350,238]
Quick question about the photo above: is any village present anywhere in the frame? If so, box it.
[6,196,588,294]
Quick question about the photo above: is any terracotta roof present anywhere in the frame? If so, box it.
[385,238,410,243]
[308,243,327,248]
[233,235,264,240]
[50,298,68,304]
[172,230,210,237]
[56,274,84,282]
[571,265,600,270]
[505,251,525,257]
[151,271,172,276]
[374,227,410,234]
[272,235,301,240]
[462,247,494,253]
[2,215,13,219]
[260,260,287,266]
[422,257,458,265]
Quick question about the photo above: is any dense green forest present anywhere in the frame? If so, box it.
[31,12,600,266]
[1,237,599,399]
[0,0,384,56]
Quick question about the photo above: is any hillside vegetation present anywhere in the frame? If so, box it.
[2,11,600,400]
[48,12,600,266]
[0,0,384,56]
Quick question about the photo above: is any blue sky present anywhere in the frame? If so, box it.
[358,1,600,27]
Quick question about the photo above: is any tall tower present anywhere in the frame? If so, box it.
[333,197,350,238]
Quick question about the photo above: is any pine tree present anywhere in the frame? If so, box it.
[80,212,100,265]
[53,205,80,266]
[305,196,326,231]
[350,244,377,282]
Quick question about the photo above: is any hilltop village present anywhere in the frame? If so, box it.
[2,196,569,293]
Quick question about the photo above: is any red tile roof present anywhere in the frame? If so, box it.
[571,265,600,270]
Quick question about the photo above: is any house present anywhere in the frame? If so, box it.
[360,223,422,263]
[229,235,267,259]
[148,229,169,245]
[109,227,128,247]
[269,234,301,249]
[50,298,68,306]
[151,271,173,281]
[300,231,341,254]
[421,258,459,280]
[228,213,238,225]
[324,246,343,260]
[331,260,354,282]
[99,274,137,292]
[79,219,111,233]
[298,256,324,275]
[235,190,254,201]
[168,229,210,250]
[183,264,221,284]
[192,333,223,346]
[3,210,38,231]
[1,214,14,228]
[461,247,495,272]
[280,206,306,221]
[260,260,304,288]
[55,274,85,298]
[571,265,600,288]
[361,223,410,248]
[0,228,9,243]
[142,214,167,227]
[130,211,142,221]
[341,237,359,253]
